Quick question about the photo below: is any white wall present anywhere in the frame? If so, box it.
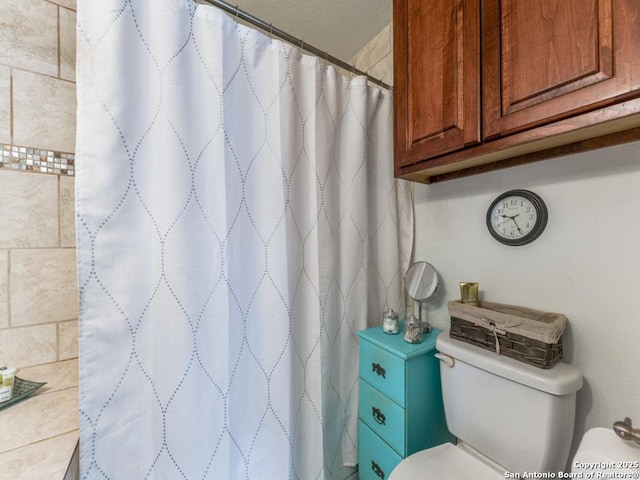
[414,141,640,454]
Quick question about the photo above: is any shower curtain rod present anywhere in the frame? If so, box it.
[200,0,392,90]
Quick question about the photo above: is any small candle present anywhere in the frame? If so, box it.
[0,366,16,402]
[460,282,479,306]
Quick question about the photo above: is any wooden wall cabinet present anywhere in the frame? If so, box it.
[394,0,640,184]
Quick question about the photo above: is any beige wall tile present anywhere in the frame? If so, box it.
[19,358,78,390]
[0,251,7,329]
[60,175,76,247]
[0,430,78,479]
[0,66,9,144]
[10,249,78,326]
[368,52,393,87]
[46,0,76,10]
[0,170,59,249]
[0,0,58,77]
[351,23,392,73]
[58,319,77,360]
[12,70,76,153]
[59,7,76,81]
[0,324,57,368]
[0,387,78,452]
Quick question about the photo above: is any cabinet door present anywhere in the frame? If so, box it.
[359,380,406,456]
[358,421,403,480]
[394,0,480,170]
[482,0,640,139]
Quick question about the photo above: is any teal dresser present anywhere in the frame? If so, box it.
[357,326,454,480]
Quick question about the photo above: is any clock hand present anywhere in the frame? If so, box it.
[496,213,520,227]
[509,214,523,233]
[496,215,513,227]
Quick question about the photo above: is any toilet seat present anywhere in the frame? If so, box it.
[389,443,505,480]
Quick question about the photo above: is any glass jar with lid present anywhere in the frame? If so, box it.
[403,315,423,344]
[382,309,400,334]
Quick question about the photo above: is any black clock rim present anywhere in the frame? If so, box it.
[486,189,548,246]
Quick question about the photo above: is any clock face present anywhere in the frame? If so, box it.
[486,190,548,246]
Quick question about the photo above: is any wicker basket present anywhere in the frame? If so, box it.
[448,301,567,369]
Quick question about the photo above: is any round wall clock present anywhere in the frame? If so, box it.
[486,189,548,246]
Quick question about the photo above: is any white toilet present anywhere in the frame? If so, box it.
[390,332,584,479]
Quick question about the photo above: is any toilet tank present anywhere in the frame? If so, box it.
[436,333,583,474]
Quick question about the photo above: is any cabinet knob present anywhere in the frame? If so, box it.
[372,362,386,378]
[371,406,386,425]
[371,460,386,479]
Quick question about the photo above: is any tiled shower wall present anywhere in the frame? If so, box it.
[0,0,78,368]
[350,23,393,87]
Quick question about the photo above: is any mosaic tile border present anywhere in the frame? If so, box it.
[0,143,75,176]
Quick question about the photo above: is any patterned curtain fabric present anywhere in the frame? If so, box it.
[76,1,413,478]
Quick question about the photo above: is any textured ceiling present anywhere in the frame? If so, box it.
[230,0,392,61]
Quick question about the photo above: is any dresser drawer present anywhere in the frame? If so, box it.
[358,420,403,480]
[358,379,405,456]
[359,338,405,405]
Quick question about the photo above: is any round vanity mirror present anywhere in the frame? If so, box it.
[404,261,439,331]
[404,261,439,302]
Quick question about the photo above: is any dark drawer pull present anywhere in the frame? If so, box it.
[371,406,386,425]
[372,362,386,378]
[371,460,385,479]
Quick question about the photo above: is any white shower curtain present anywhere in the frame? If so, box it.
[76,1,413,478]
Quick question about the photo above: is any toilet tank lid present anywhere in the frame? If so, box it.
[436,332,583,395]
